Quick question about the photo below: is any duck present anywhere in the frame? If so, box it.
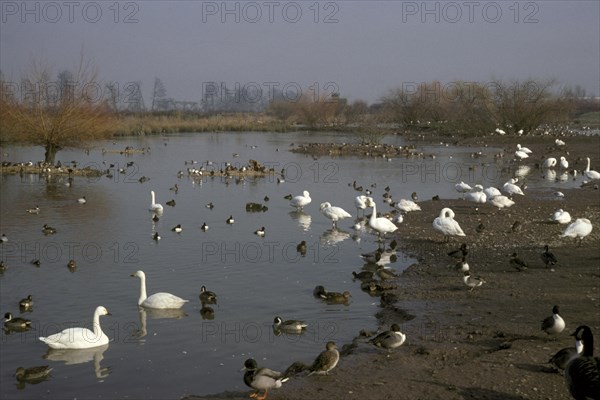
[584,157,600,180]
[488,195,515,209]
[201,222,209,231]
[352,270,374,280]
[26,206,40,214]
[369,324,406,350]
[205,202,214,209]
[171,224,183,233]
[19,295,33,309]
[77,196,86,204]
[549,330,583,372]
[319,290,351,304]
[561,218,593,245]
[283,194,293,200]
[453,257,470,272]
[433,208,465,241]
[308,341,339,375]
[559,156,569,169]
[411,192,418,201]
[273,316,308,334]
[366,198,398,239]
[543,157,557,169]
[31,259,41,267]
[200,304,215,320]
[242,358,288,400]
[14,366,53,384]
[510,252,528,271]
[313,285,327,298]
[254,227,266,236]
[541,245,558,268]
[170,184,179,193]
[354,195,368,217]
[541,305,565,335]
[149,190,163,213]
[152,232,161,241]
[393,198,421,213]
[552,209,572,224]
[564,325,600,399]
[199,286,217,305]
[130,270,188,309]
[448,243,468,259]
[290,190,311,210]
[165,199,176,207]
[226,215,234,224]
[376,265,398,280]
[42,224,56,235]
[152,214,159,222]
[319,202,352,228]
[4,313,32,329]
[67,259,76,270]
[296,240,307,256]
[463,272,485,291]
[39,306,111,349]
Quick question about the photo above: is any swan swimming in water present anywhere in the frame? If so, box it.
[131,270,188,309]
[433,208,465,241]
[39,306,111,349]
[149,191,163,213]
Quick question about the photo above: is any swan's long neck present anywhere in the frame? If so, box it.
[586,158,591,172]
[92,309,105,338]
[151,191,156,206]
[138,275,147,305]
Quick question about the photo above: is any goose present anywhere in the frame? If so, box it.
[541,245,558,268]
[510,252,528,271]
[465,185,487,204]
[171,224,183,233]
[4,313,32,329]
[201,222,209,231]
[319,202,352,228]
[394,198,421,212]
[584,157,600,180]
[130,270,188,309]
[541,305,565,335]
[77,196,86,204]
[503,179,524,196]
[273,316,308,334]
[15,366,53,384]
[42,224,57,235]
[517,144,532,154]
[226,215,234,224]
[455,181,472,194]
[26,206,40,214]
[319,290,351,304]
[369,324,406,350]
[242,358,288,400]
[354,195,368,217]
[514,149,529,160]
[290,190,311,210]
[308,341,339,375]
[483,187,501,198]
[549,334,583,372]
[19,295,33,309]
[564,325,600,399]
[149,191,163,213]
[448,243,468,259]
[254,227,266,236]
[555,138,566,146]
[199,286,217,304]
[552,209,572,224]
[39,306,111,349]
[543,157,558,169]
[561,218,593,245]
[366,198,398,239]
[488,195,515,210]
[463,272,485,291]
[433,208,465,241]
[559,156,569,169]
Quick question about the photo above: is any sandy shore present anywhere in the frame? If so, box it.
[184,134,600,400]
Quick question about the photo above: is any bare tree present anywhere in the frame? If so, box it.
[0,56,116,164]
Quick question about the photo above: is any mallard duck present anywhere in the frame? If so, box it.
[19,295,33,309]
[308,341,339,375]
[42,224,56,235]
[273,316,307,334]
[352,270,374,280]
[15,365,53,383]
[319,291,351,304]
[313,285,327,298]
[564,325,600,399]
[199,286,217,305]
[541,305,565,335]
[375,266,398,280]
[369,324,406,350]
[4,312,32,329]
[242,358,288,400]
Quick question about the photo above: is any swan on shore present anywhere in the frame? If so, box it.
[552,209,571,224]
[561,218,593,245]
[39,306,111,349]
[433,208,465,241]
[584,157,600,180]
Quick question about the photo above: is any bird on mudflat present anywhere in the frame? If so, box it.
[510,253,528,271]
[241,358,288,400]
[308,341,339,375]
[564,325,600,399]
[369,324,406,350]
[541,305,565,335]
[541,245,558,268]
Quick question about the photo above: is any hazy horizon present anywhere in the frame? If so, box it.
[1,1,599,107]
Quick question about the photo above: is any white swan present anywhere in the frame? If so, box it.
[488,195,515,209]
[503,179,524,196]
[561,218,593,243]
[514,150,529,160]
[465,185,487,204]
[394,199,421,213]
[552,209,571,224]
[584,157,600,180]
[517,144,532,154]
[495,128,506,135]
[483,187,502,198]
[559,156,569,169]
[319,202,352,228]
[149,191,163,213]
[433,208,465,240]
[455,181,472,194]
[366,198,398,239]
[39,306,111,349]
[290,190,311,210]
[542,157,557,169]
[131,270,188,309]
[555,138,566,146]
[354,195,368,216]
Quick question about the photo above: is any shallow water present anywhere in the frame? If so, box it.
[0,132,586,399]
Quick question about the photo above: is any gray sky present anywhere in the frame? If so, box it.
[1,1,599,105]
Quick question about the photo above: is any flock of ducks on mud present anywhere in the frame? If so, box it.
[3,139,599,399]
